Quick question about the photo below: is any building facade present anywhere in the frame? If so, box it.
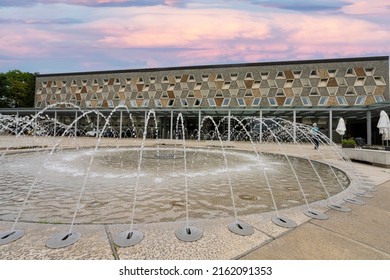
[3,56,389,144]
[34,56,389,110]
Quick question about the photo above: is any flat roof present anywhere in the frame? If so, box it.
[37,56,389,78]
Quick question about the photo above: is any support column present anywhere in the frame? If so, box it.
[119,110,123,139]
[96,112,100,138]
[74,111,78,136]
[198,110,201,141]
[227,110,231,142]
[170,110,173,140]
[54,111,57,136]
[367,110,372,145]
[259,110,263,143]
[293,110,297,143]
[329,110,333,143]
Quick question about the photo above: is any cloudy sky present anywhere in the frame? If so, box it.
[0,0,389,74]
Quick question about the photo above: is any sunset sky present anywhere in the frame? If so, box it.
[0,0,389,74]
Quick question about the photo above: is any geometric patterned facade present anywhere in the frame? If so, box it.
[35,56,389,110]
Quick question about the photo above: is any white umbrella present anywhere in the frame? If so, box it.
[336,117,346,141]
[377,110,390,146]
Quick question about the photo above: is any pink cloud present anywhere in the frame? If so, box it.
[342,0,390,15]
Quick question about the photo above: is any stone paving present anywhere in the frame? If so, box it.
[0,136,389,259]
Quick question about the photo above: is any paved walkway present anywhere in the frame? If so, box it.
[0,136,389,259]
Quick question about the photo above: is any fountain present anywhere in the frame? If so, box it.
[0,106,373,248]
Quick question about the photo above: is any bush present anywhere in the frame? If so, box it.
[342,138,356,145]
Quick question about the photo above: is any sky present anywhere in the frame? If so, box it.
[0,0,389,74]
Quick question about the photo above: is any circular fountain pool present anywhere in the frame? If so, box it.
[0,147,349,225]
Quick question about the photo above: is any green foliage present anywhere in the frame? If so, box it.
[342,138,356,145]
[0,70,37,108]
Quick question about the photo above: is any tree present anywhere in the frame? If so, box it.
[0,70,37,108]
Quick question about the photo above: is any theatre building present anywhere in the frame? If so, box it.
[2,56,389,144]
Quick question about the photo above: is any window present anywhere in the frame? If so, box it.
[188,74,196,82]
[327,69,337,77]
[161,76,169,83]
[141,99,149,108]
[355,96,366,105]
[345,87,356,95]
[194,98,202,107]
[154,99,162,107]
[230,73,238,80]
[180,99,188,107]
[276,71,285,79]
[337,96,348,105]
[167,99,175,107]
[284,97,294,106]
[268,97,277,106]
[194,83,202,90]
[137,77,144,84]
[216,73,223,81]
[293,70,302,78]
[354,77,366,86]
[130,100,137,107]
[222,82,231,89]
[318,79,328,87]
[364,68,375,76]
[301,96,312,106]
[318,96,329,106]
[284,80,293,88]
[245,72,253,80]
[252,97,261,106]
[374,96,384,103]
[374,76,386,85]
[260,72,269,80]
[244,89,253,97]
[310,69,319,77]
[149,76,156,83]
[187,91,195,98]
[125,78,132,84]
[252,80,261,89]
[175,75,182,82]
[201,74,209,81]
[222,98,231,107]
[215,90,223,97]
[309,88,319,96]
[276,88,285,96]
[346,68,356,76]
[108,100,115,108]
[237,98,245,107]
[207,98,216,106]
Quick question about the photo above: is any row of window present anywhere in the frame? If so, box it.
[38,95,384,109]
[40,67,379,88]
[37,77,386,96]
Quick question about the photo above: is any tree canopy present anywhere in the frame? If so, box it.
[0,70,37,108]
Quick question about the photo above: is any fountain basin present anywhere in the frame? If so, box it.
[0,146,349,225]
